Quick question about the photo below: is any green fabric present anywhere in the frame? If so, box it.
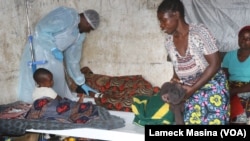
[131,93,174,126]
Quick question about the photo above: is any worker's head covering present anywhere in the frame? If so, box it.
[83,9,100,29]
[238,25,250,36]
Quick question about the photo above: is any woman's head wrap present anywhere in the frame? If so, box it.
[238,25,250,36]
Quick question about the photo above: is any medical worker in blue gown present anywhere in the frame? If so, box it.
[18,6,100,103]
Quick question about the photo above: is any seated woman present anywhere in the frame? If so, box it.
[222,25,250,124]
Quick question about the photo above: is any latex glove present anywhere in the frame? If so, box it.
[81,84,98,96]
[51,48,63,61]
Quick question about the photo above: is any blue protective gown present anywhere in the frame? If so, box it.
[18,6,86,103]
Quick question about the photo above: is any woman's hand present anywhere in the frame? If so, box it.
[181,84,195,100]
[229,88,239,97]
[170,78,181,83]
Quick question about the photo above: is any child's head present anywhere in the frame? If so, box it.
[160,82,185,105]
[33,68,54,88]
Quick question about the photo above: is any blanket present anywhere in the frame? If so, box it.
[70,67,160,112]
[26,97,98,123]
[0,98,125,136]
[131,93,174,126]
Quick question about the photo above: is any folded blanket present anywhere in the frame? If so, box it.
[131,93,174,126]
[0,101,31,119]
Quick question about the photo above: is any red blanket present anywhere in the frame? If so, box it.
[70,67,160,112]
